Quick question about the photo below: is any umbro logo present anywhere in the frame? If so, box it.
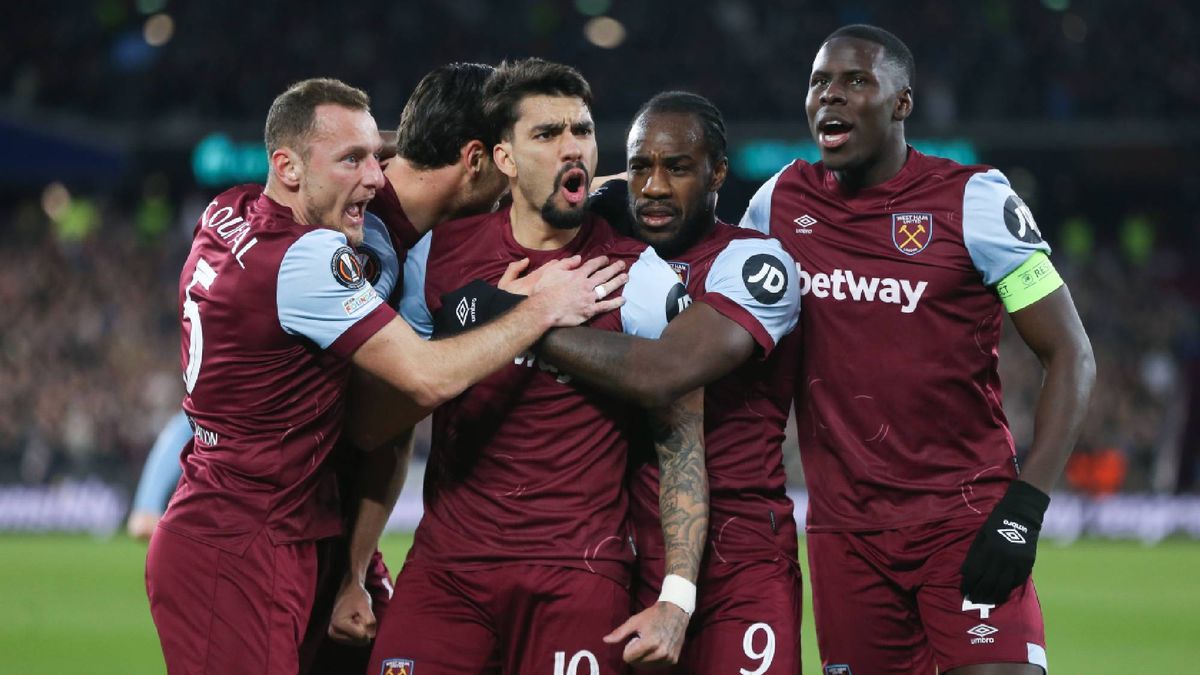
[455,296,473,326]
[794,214,817,234]
[968,624,999,640]
[969,623,999,645]
[997,528,1027,544]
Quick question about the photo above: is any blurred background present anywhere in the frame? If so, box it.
[2,0,1198,525]
[1,1,1199,671]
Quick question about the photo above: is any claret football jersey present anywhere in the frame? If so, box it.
[162,185,401,554]
[628,221,803,568]
[400,207,687,584]
[740,148,1051,532]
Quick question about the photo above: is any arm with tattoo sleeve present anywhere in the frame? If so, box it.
[604,388,707,666]
[653,388,709,584]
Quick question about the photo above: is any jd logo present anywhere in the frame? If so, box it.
[1004,195,1042,243]
[742,254,788,304]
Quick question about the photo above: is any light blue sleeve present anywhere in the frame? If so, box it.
[276,228,386,349]
[131,410,191,514]
[704,237,800,346]
[399,231,434,340]
[962,170,1053,286]
[360,212,402,304]
[621,247,691,338]
[738,167,786,235]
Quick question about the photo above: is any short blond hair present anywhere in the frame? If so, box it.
[264,78,370,156]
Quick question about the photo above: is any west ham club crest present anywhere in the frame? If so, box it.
[668,261,690,285]
[891,212,933,256]
[381,658,414,675]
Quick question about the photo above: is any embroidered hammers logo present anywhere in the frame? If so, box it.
[892,213,933,255]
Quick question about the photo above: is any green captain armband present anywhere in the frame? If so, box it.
[995,251,1063,313]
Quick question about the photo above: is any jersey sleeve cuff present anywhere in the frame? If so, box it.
[328,303,396,358]
[697,292,776,355]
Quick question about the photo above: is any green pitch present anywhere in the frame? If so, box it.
[1,535,1195,673]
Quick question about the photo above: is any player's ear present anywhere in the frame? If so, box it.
[494,139,518,179]
[894,86,913,122]
[272,148,303,188]
[709,156,729,192]
[463,140,488,177]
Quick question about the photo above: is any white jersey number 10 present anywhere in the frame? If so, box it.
[553,650,599,675]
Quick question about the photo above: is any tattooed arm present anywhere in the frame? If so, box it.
[604,388,707,666]
[653,388,709,583]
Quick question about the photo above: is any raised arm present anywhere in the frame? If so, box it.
[541,239,799,407]
[540,302,756,408]
[441,239,797,409]
[351,255,627,410]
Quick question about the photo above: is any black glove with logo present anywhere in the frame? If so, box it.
[959,479,1051,605]
[432,279,525,339]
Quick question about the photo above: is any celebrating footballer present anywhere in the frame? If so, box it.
[145,21,1095,675]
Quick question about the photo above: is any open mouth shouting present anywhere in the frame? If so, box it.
[343,193,374,228]
[816,115,854,150]
[557,164,590,207]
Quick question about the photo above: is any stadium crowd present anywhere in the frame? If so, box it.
[0,192,1195,494]
[2,0,1197,126]
[1,1,1197,499]
[0,197,185,484]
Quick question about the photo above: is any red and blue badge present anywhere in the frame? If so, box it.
[381,658,414,675]
[891,212,933,256]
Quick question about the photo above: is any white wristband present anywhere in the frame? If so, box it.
[657,574,697,615]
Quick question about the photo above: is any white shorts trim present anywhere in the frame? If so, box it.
[1027,642,1048,673]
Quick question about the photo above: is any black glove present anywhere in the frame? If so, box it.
[587,179,634,235]
[432,279,525,338]
[959,479,1050,605]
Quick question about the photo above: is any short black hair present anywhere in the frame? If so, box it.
[483,58,593,142]
[824,24,915,88]
[632,91,727,166]
[396,63,495,169]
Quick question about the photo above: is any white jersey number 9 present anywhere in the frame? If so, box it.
[739,622,776,675]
